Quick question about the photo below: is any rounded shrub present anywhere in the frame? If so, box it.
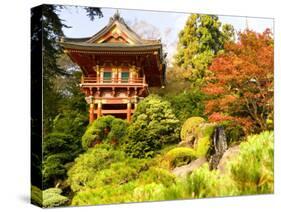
[165,147,196,168]
[124,95,180,158]
[82,115,128,150]
[180,117,206,141]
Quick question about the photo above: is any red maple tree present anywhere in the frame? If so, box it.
[203,29,273,133]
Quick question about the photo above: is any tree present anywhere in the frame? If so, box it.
[174,14,234,83]
[203,29,274,133]
[43,133,83,188]
[124,95,180,158]
[40,5,102,133]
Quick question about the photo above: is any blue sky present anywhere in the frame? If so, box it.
[58,6,273,63]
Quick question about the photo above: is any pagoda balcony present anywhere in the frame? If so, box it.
[80,77,148,88]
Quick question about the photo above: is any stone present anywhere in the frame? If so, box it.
[217,145,240,175]
[172,157,207,177]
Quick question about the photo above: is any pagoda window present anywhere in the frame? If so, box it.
[103,71,112,83]
[121,71,129,83]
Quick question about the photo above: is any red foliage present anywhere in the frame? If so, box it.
[203,29,274,133]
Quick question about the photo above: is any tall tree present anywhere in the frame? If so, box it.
[42,5,102,133]
[203,29,273,133]
[175,14,234,84]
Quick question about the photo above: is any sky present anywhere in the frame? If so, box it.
[58,6,274,64]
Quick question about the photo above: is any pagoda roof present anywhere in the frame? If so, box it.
[60,10,161,48]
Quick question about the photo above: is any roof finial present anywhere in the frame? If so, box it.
[114,9,121,20]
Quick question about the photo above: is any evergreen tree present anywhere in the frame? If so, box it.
[175,14,234,84]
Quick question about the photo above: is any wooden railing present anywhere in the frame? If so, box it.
[82,77,146,84]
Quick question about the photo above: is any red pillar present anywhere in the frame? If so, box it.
[89,103,95,123]
[127,102,131,122]
[97,101,102,118]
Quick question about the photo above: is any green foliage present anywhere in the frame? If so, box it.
[165,147,196,168]
[31,186,68,208]
[71,183,137,205]
[43,133,83,188]
[221,121,245,145]
[185,164,220,198]
[137,167,176,187]
[31,185,42,207]
[82,116,128,149]
[195,136,211,157]
[163,89,206,124]
[68,144,131,192]
[52,110,88,140]
[42,188,68,208]
[124,95,180,158]
[180,117,206,141]
[175,14,234,83]
[229,131,274,194]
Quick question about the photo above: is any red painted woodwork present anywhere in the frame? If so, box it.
[60,11,165,123]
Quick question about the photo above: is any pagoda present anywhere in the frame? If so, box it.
[60,11,166,123]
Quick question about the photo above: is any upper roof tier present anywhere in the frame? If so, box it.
[60,11,166,87]
[61,10,161,48]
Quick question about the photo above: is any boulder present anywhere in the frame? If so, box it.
[172,157,207,177]
[217,145,240,175]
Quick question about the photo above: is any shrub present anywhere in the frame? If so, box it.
[71,182,137,205]
[229,131,274,194]
[133,183,166,202]
[221,121,245,145]
[195,136,211,157]
[31,185,43,207]
[42,188,68,208]
[43,133,83,188]
[52,110,88,141]
[180,117,206,141]
[164,89,206,124]
[67,144,126,192]
[124,95,180,158]
[82,116,128,150]
[165,147,196,168]
[87,158,149,189]
[32,186,68,208]
[137,167,176,187]
[184,164,221,198]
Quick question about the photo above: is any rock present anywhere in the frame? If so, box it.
[172,157,207,177]
[217,145,240,175]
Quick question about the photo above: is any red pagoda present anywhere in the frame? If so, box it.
[60,11,166,123]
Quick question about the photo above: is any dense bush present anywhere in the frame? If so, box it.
[164,89,206,124]
[42,188,68,208]
[52,110,88,141]
[165,147,196,168]
[221,121,245,145]
[82,116,128,150]
[43,133,83,188]
[31,186,68,208]
[124,95,180,158]
[229,131,274,194]
[67,144,126,192]
[180,117,206,141]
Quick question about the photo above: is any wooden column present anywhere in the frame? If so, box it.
[97,101,102,118]
[89,103,95,123]
[127,101,132,122]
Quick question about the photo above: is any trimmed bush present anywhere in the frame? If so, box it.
[124,95,180,158]
[180,117,206,141]
[42,188,68,208]
[43,133,82,188]
[82,115,128,150]
[67,144,126,192]
[165,147,196,168]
